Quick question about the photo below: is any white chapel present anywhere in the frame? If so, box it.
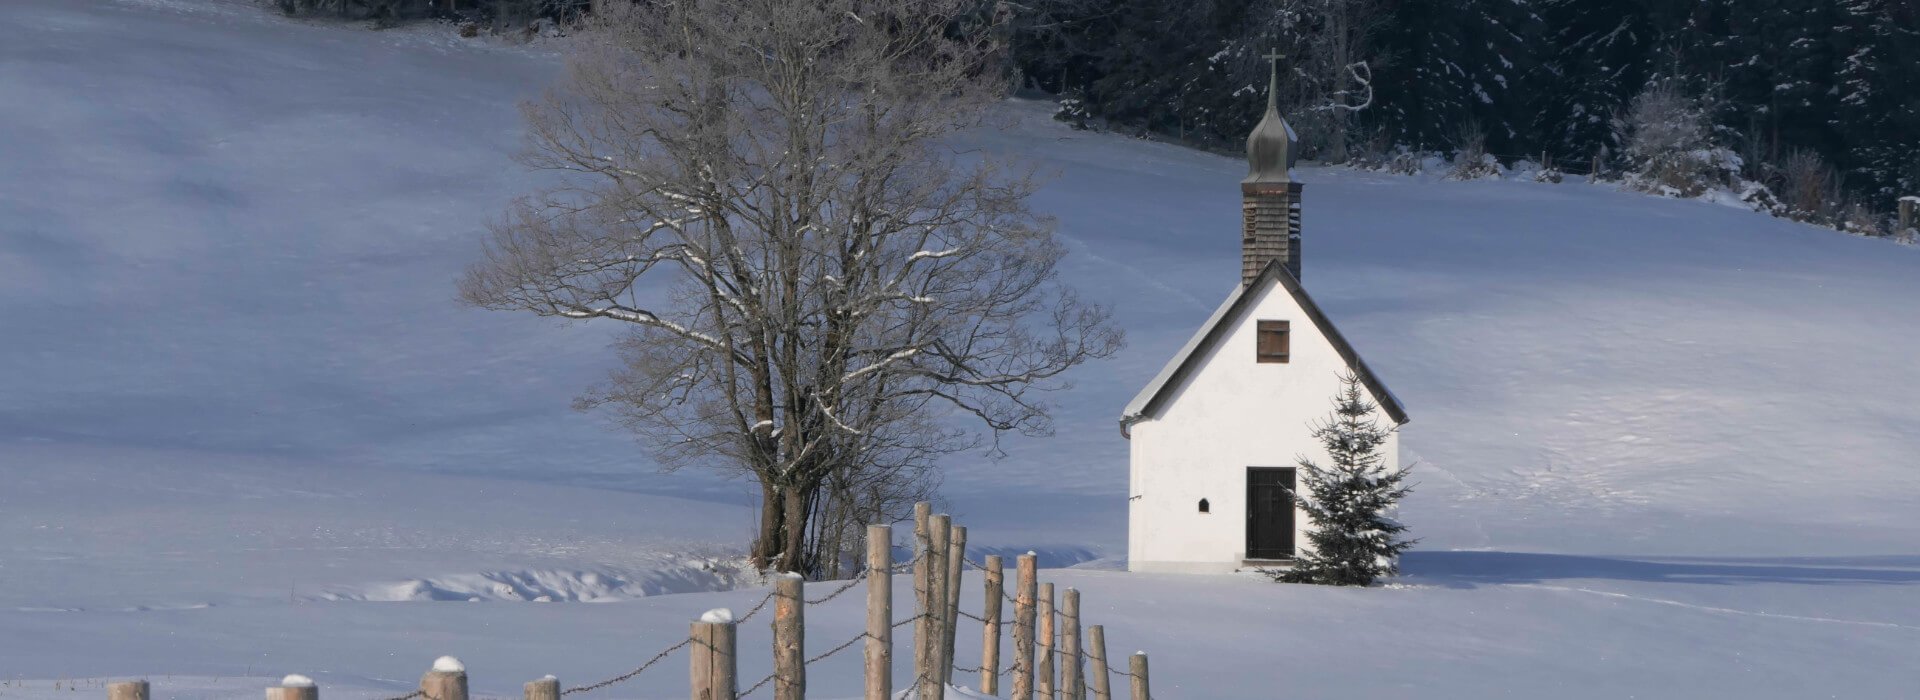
[1120,63,1410,575]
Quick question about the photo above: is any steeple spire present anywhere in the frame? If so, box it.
[1240,50,1303,284]
[1244,52,1298,185]
[1264,51,1283,112]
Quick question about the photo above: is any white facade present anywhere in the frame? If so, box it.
[1123,265,1404,574]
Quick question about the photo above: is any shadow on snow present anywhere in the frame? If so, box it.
[1402,551,1920,588]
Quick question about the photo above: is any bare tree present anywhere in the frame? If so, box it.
[460,0,1123,576]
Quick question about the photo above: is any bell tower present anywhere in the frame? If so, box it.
[1242,52,1302,285]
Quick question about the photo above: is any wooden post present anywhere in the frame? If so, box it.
[1899,197,1915,231]
[692,609,738,700]
[1011,554,1038,700]
[1086,627,1111,700]
[524,677,559,700]
[942,523,967,684]
[108,681,149,700]
[420,658,468,700]
[773,573,805,700]
[912,501,933,693]
[980,555,1005,695]
[865,524,892,700]
[923,514,951,700]
[1036,582,1056,700]
[1061,589,1083,700]
[267,676,318,700]
[1127,654,1149,700]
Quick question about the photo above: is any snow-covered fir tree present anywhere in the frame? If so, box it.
[1274,372,1413,587]
[1005,0,1918,210]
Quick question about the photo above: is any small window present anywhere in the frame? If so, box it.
[1256,320,1290,363]
[1198,498,1210,513]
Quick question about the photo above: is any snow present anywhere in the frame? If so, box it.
[700,608,736,624]
[430,657,465,673]
[2,0,1919,698]
[278,676,316,689]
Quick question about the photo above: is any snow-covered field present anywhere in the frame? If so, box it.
[4,0,1919,697]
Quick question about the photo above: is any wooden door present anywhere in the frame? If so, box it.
[1246,467,1296,560]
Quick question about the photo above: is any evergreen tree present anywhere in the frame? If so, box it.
[1003,0,1919,208]
[1273,373,1413,587]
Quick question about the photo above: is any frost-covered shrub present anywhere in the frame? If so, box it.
[1530,154,1564,183]
[1385,151,1424,176]
[1839,199,1884,237]
[1054,92,1091,131]
[1777,149,1843,224]
[1444,121,1500,181]
[1347,126,1397,171]
[1615,83,1731,196]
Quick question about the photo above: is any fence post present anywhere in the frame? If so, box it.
[774,573,805,700]
[913,501,933,694]
[1086,627,1111,700]
[108,681,149,700]
[524,676,559,700]
[923,514,951,700]
[1061,589,1083,700]
[981,555,1005,695]
[943,523,968,684]
[1036,582,1056,700]
[421,658,468,700]
[1012,554,1037,700]
[692,608,738,700]
[1899,196,1915,231]
[865,524,892,700]
[267,676,318,700]
[1128,654,1149,700]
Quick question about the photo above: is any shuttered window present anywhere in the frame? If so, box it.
[1256,320,1290,363]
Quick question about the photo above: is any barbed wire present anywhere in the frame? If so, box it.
[804,575,866,605]
[373,690,424,700]
[733,590,779,624]
[558,637,694,696]
[949,660,1020,675]
[740,608,923,698]
[737,670,778,697]
[955,608,1003,625]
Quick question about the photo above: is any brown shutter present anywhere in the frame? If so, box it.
[1256,320,1290,363]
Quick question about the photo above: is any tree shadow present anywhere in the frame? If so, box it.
[1402,551,1920,589]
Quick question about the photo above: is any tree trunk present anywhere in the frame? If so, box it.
[753,481,785,570]
[777,484,813,575]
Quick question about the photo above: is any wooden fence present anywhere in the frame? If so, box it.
[96,502,1153,700]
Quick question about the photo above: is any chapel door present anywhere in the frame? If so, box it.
[1246,467,1296,560]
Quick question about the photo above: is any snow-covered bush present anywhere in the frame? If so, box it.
[1528,154,1564,183]
[1054,92,1092,131]
[1615,83,1734,196]
[1839,199,1884,237]
[1776,149,1843,224]
[1444,121,1500,181]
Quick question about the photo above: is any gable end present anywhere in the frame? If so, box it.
[1123,259,1409,430]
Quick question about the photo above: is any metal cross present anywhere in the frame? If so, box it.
[1263,51,1285,72]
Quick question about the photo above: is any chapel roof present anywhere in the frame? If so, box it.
[1120,259,1409,433]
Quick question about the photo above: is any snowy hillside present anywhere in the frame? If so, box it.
[3,0,1919,697]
